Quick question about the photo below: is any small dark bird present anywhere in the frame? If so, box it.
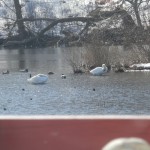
[2,70,9,74]
[61,0,66,3]
[19,69,28,72]
[22,88,25,91]
[48,72,54,75]
[29,73,32,78]
[93,88,96,91]
[3,108,6,111]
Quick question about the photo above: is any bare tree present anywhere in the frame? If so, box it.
[13,0,27,38]
[122,0,145,28]
[0,0,149,48]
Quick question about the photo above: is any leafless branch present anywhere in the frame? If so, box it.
[0,0,15,14]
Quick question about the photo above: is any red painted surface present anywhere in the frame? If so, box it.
[0,119,150,150]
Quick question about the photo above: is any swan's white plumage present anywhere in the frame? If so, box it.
[90,64,108,76]
[102,137,150,150]
[27,74,48,84]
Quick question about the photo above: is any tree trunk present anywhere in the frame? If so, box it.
[13,0,27,38]
[133,4,143,28]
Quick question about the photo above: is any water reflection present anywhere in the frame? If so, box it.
[0,47,76,73]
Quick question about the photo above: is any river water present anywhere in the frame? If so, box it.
[0,46,150,115]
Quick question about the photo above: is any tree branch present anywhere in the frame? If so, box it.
[37,17,97,37]
[19,17,57,22]
[79,22,91,35]
[0,0,15,14]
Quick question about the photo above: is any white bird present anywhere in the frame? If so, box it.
[27,74,48,84]
[102,137,150,150]
[90,64,108,76]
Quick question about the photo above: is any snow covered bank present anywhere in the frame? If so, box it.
[130,63,150,70]
[130,63,150,69]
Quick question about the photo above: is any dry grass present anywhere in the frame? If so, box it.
[66,43,150,73]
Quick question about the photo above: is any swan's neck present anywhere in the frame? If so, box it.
[103,66,106,71]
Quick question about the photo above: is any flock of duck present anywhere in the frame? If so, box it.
[1,64,108,84]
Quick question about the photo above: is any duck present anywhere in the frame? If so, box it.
[48,71,54,75]
[2,70,9,74]
[90,64,108,76]
[61,74,66,79]
[102,137,150,150]
[19,68,28,72]
[27,74,48,84]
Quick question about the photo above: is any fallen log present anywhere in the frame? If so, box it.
[3,37,36,47]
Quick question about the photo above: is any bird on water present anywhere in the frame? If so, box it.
[90,64,108,76]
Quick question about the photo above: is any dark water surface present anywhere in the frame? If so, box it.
[0,47,150,115]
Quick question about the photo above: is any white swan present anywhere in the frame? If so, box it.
[90,64,108,76]
[27,74,48,84]
[102,137,150,150]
